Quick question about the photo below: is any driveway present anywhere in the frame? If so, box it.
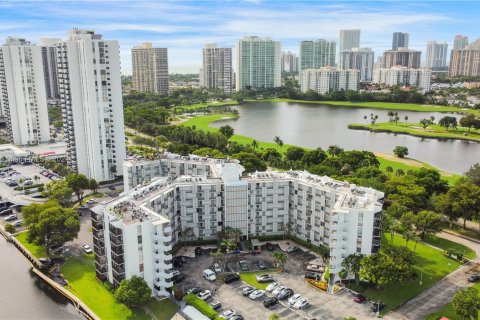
[385,232,480,320]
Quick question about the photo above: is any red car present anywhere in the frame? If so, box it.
[353,294,367,304]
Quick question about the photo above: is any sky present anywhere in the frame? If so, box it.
[0,0,479,74]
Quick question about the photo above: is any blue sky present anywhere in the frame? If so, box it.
[0,1,478,74]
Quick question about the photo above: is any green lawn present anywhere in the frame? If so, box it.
[446,224,480,241]
[145,298,179,320]
[181,114,300,154]
[239,271,274,290]
[426,283,480,320]
[347,233,461,314]
[348,122,480,143]
[15,232,47,258]
[423,235,477,260]
[251,99,479,115]
[177,100,239,110]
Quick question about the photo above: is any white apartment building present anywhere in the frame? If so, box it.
[93,153,383,296]
[39,38,62,99]
[131,42,169,95]
[0,37,50,145]
[236,36,281,90]
[300,68,360,94]
[338,48,374,82]
[339,29,361,52]
[425,41,448,69]
[55,29,126,182]
[202,44,232,93]
[373,66,432,92]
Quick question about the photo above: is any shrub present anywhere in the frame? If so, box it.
[184,293,218,319]
[4,223,15,233]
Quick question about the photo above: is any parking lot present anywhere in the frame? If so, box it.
[176,245,378,320]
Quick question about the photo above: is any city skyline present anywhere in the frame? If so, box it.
[0,1,478,73]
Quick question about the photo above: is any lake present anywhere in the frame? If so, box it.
[211,101,479,174]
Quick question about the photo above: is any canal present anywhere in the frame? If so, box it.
[0,236,81,319]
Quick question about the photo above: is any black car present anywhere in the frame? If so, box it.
[230,316,244,320]
[173,259,183,268]
[263,296,279,308]
[353,293,367,304]
[224,273,240,284]
[172,274,185,283]
[187,287,201,295]
[256,261,266,270]
[371,302,386,312]
[239,260,249,272]
[468,274,480,282]
[108,185,116,190]
[195,247,203,255]
[304,272,321,280]
[0,209,13,216]
[265,243,274,251]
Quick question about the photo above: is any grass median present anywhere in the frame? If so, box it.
[423,235,476,260]
[16,232,46,258]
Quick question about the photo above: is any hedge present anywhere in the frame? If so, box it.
[14,183,44,191]
[184,293,218,319]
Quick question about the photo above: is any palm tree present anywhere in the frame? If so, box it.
[181,227,195,242]
[404,115,408,124]
[251,140,259,150]
[273,136,284,153]
[221,238,235,271]
[33,175,40,183]
[363,115,368,124]
[412,235,421,253]
[341,253,364,285]
[272,251,288,268]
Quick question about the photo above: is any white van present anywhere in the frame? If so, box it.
[203,269,216,281]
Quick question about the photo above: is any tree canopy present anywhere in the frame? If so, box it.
[114,276,151,308]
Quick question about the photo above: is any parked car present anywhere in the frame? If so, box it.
[195,247,203,255]
[277,288,294,300]
[13,219,23,227]
[187,287,201,295]
[197,290,212,301]
[242,286,255,296]
[173,259,183,268]
[306,264,324,272]
[263,296,279,308]
[468,274,480,283]
[38,257,53,266]
[108,185,116,190]
[224,273,240,284]
[6,181,18,187]
[256,260,266,270]
[266,282,279,292]
[203,269,216,281]
[210,300,221,310]
[23,180,33,186]
[293,297,309,309]
[229,316,244,320]
[353,294,367,304]
[213,263,222,273]
[239,260,249,271]
[0,209,13,216]
[265,242,274,251]
[371,302,386,312]
[82,245,93,254]
[4,214,17,221]
[256,274,273,283]
[220,310,235,319]
[86,199,96,205]
[172,274,185,283]
[249,290,265,300]
[304,272,321,280]
[272,285,286,296]
[285,246,299,253]
[288,293,302,305]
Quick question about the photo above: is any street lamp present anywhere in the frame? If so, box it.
[376,299,380,317]
[419,271,423,286]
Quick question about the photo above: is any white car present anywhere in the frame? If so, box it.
[272,285,286,296]
[172,270,181,277]
[197,290,212,301]
[249,289,265,300]
[82,245,93,254]
[293,297,309,309]
[86,199,96,205]
[288,293,302,305]
[285,246,299,253]
[266,282,279,292]
[13,220,23,227]
[220,309,235,319]
[213,263,222,273]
